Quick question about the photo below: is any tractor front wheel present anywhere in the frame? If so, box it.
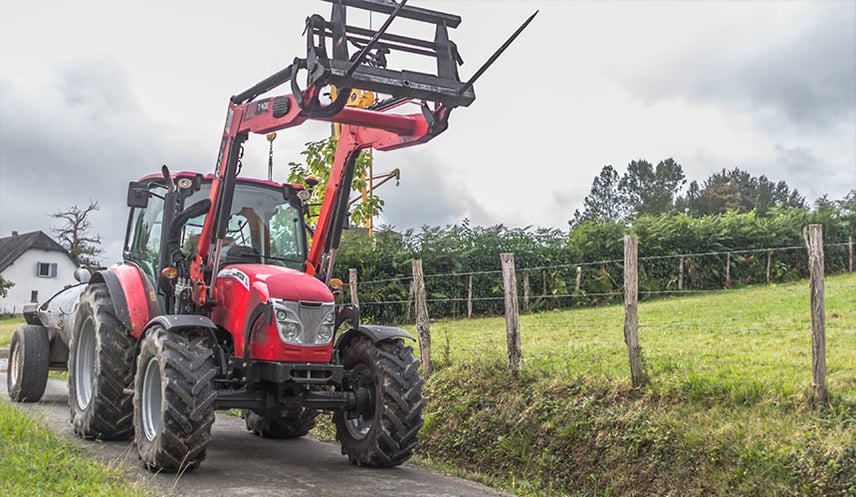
[134,326,217,472]
[68,283,135,440]
[7,325,50,402]
[334,337,425,467]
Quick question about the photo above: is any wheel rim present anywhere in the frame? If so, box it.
[74,317,97,410]
[345,364,377,441]
[141,357,162,442]
[9,339,20,387]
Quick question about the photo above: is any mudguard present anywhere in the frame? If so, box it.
[92,263,160,338]
[334,324,415,352]
[146,314,218,332]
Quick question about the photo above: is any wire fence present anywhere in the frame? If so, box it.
[339,229,852,406]
[346,239,854,324]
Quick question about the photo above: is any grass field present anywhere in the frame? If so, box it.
[2,276,854,496]
[0,400,158,497]
[0,315,24,348]
[407,273,856,496]
[422,274,855,404]
[2,315,152,496]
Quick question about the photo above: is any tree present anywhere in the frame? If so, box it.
[287,136,382,229]
[681,167,805,217]
[618,158,686,218]
[837,189,856,235]
[571,165,625,226]
[51,200,103,269]
[0,275,13,298]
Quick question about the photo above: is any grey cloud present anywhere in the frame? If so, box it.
[773,143,854,202]
[0,57,205,264]
[618,4,856,127]
[376,154,492,230]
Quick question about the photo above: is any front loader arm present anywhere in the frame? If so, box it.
[186,0,534,308]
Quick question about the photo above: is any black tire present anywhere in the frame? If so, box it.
[243,408,317,439]
[68,283,135,440]
[334,337,425,467]
[134,326,217,472]
[6,325,50,402]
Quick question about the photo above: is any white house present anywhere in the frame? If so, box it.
[0,231,78,315]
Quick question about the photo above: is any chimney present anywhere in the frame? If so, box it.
[11,231,18,236]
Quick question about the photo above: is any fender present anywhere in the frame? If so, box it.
[92,263,160,338]
[334,324,415,352]
[146,314,218,333]
[142,314,226,375]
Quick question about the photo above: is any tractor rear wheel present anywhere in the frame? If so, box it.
[334,337,425,467]
[7,325,50,402]
[68,283,135,440]
[134,326,217,472]
[243,408,317,439]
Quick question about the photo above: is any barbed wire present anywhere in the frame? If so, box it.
[354,281,856,309]
[351,240,853,286]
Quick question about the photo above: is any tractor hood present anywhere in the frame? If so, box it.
[216,264,333,303]
[212,264,335,362]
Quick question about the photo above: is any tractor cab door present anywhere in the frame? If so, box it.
[125,180,208,310]
[124,182,167,289]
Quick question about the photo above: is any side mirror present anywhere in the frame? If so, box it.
[74,267,91,283]
[127,181,150,208]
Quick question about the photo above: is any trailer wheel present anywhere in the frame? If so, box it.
[68,283,135,440]
[134,327,217,472]
[6,325,50,402]
[243,408,317,439]
[334,337,425,467]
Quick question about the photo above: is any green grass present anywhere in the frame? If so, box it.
[0,315,24,348]
[418,275,855,402]
[0,400,160,497]
[406,273,856,496]
[3,276,854,496]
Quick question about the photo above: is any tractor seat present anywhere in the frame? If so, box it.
[220,245,261,267]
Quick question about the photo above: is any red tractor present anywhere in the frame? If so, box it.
[7,0,534,472]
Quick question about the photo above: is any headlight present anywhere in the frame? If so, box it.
[315,311,335,344]
[271,300,336,346]
[280,322,301,342]
[274,304,303,345]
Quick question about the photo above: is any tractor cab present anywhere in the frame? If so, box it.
[124,173,311,312]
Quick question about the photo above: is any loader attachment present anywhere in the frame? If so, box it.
[234,0,474,108]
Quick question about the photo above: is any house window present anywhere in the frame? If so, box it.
[36,262,57,278]
[30,291,38,303]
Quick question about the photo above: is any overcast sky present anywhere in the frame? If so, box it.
[1,0,854,265]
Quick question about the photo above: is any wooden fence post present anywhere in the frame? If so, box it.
[523,271,530,312]
[412,259,432,377]
[624,235,646,388]
[849,236,853,273]
[501,253,522,374]
[678,258,684,291]
[575,266,582,294]
[348,268,359,307]
[805,225,828,404]
[405,279,415,322]
[467,274,473,318]
[766,251,773,284]
[726,253,732,288]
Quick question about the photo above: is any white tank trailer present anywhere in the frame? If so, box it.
[6,267,91,402]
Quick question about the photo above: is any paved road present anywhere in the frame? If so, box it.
[0,358,512,497]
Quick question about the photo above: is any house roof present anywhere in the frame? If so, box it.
[0,231,76,272]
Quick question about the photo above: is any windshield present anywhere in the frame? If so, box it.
[184,182,307,270]
[128,179,306,277]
